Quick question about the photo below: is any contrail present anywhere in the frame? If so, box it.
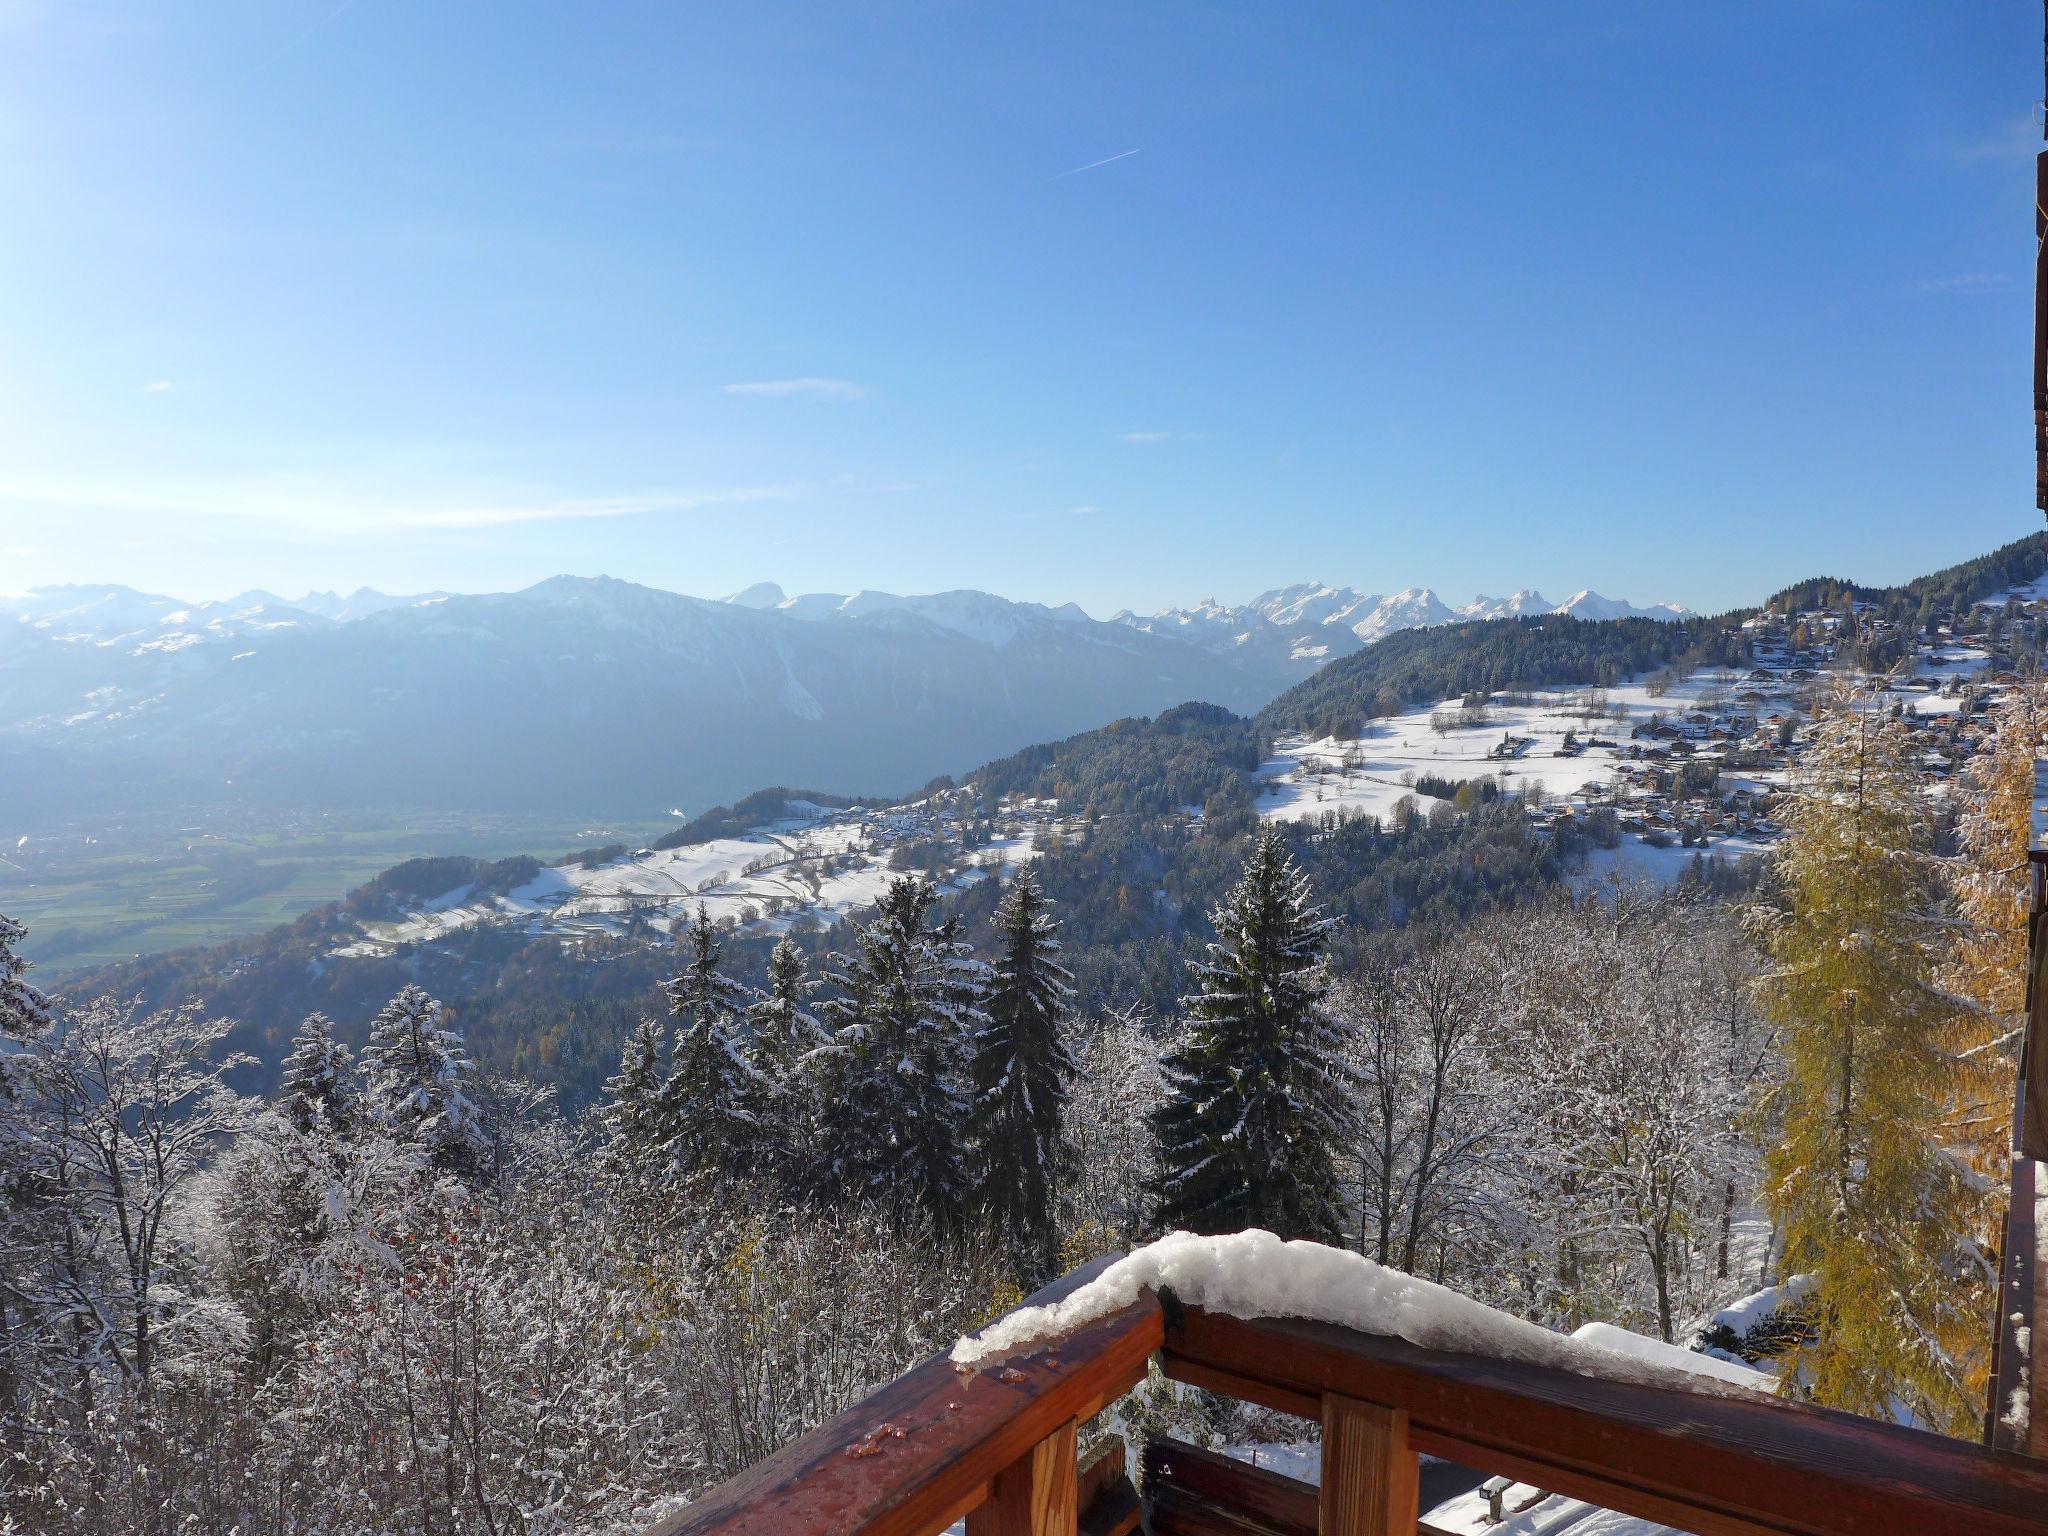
[249,0,365,75]
[1052,148,1141,180]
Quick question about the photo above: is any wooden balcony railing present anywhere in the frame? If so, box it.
[1988,848,2048,1458]
[654,1246,2048,1536]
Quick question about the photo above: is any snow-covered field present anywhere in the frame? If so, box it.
[334,804,1041,958]
[1255,635,1997,887]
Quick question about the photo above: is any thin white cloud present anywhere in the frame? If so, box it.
[1053,148,1140,180]
[1915,272,2010,295]
[1119,430,1173,445]
[249,0,364,75]
[1958,115,2038,163]
[0,477,805,533]
[407,485,803,529]
[722,377,867,400]
[1069,504,1101,516]
[140,380,172,393]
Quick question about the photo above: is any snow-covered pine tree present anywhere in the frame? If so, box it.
[748,936,831,1189]
[362,983,485,1178]
[279,1012,359,1139]
[1757,688,1989,1434]
[656,904,764,1180]
[599,1015,668,1176]
[968,867,1076,1279]
[820,875,989,1233]
[0,912,51,1099]
[1152,827,1356,1244]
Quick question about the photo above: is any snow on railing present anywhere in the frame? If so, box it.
[662,1232,2048,1536]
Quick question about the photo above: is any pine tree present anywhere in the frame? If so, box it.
[1758,691,1988,1433]
[363,983,484,1178]
[820,875,989,1232]
[0,913,51,1099]
[1152,827,1355,1244]
[599,1016,668,1174]
[748,937,830,1189]
[968,868,1076,1279]
[656,904,764,1180]
[279,1013,359,1139]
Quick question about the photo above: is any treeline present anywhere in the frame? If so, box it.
[1257,613,1745,740]
[965,701,1263,821]
[343,852,542,919]
[1766,531,2048,625]
[649,785,888,853]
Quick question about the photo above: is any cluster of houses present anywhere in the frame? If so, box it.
[1515,597,2035,861]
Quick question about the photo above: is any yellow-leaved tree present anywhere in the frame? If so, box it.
[1945,682,2037,1192]
[1757,686,1990,1434]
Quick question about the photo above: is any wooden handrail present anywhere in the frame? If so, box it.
[647,1254,1161,1536]
[1162,1303,2048,1536]
[652,1261,2048,1536]
[1989,849,2048,1457]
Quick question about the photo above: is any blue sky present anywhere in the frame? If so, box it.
[0,1,2036,615]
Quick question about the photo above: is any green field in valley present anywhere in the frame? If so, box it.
[0,811,678,974]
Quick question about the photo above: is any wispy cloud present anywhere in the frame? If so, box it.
[1053,148,1140,181]
[1958,115,2038,163]
[1068,504,1101,516]
[407,486,802,529]
[249,0,364,75]
[1119,429,1211,445]
[1914,272,2010,296]
[722,377,866,400]
[140,380,172,393]
[0,476,805,533]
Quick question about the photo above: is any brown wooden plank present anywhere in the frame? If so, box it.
[1075,1438,1125,1514]
[1158,1353,1321,1420]
[1164,1305,2048,1536]
[649,1255,1162,1536]
[1321,1395,1419,1536]
[968,1420,1077,1536]
[1141,1439,1316,1536]
[1075,1476,1140,1536]
[1991,1154,2044,1458]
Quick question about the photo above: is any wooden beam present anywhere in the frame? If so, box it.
[968,1421,1077,1536]
[1141,1439,1315,1536]
[1320,1395,1419,1536]
[1157,1352,1321,1421]
[1164,1304,2048,1536]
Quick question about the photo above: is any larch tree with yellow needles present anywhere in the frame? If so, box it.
[1757,687,1990,1434]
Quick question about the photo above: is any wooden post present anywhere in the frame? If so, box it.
[967,1419,1078,1536]
[1319,1393,1418,1536]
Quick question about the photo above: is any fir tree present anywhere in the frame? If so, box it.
[278,1013,359,1139]
[1152,827,1355,1244]
[0,913,51,1099]
[363,983,484,1178]
[820,875,989,1232]
[748,937,830,1189]
[968,868,1076,1279]
[1758,690,1989,1433]
[656,905,764,1179]
[598,1015,668,1176]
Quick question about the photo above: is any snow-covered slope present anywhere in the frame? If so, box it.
[1123,579,1692,671]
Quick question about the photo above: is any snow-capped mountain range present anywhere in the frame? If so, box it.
[1115,582,1691,668]
[0,574,1689,826]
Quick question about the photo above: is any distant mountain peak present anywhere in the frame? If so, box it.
[723,581,787,609]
